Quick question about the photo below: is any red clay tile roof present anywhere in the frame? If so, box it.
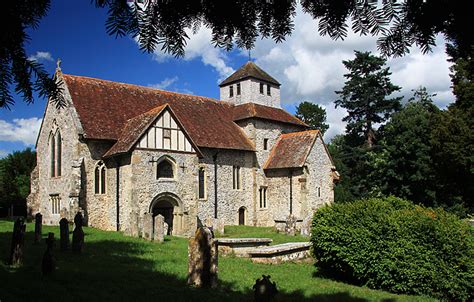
[219,61,280,86]
[263,130,320,170]
[63,74,256,151]
[233,103,308,127]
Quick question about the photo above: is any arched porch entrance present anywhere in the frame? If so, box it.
[150,192,185,236]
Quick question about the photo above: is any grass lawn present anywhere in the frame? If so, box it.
[0,220,436,302]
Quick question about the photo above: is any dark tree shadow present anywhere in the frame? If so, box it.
[0,227,371,302]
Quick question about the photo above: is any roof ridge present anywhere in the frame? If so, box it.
[280,129,320,137]
[63,74,236,107]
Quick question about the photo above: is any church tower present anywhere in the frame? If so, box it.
[219,61,281,108]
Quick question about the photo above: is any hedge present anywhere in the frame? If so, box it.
[311,196,473,301]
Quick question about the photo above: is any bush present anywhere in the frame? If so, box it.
[311,196,473,301]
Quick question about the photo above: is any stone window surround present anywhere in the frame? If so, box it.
[49,129,62,178]
[156,155,177,181]
[232,165,242,190]
[197,165,207,200]
[50,194,61,215]
[229,85,234,97]
[259,186,268,209]
[95,161,107,195]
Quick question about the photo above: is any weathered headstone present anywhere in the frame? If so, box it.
[253,275,278,302]
[187,226,218,288]
[300,215,312,236]
[128,211,139,237]
[59,218,70,251]
[153,214,164,242]
[163,222,169,236]
[72,212,84,253]
[142,213,153,241]
[9,217,26,265]
[284,214,297,236]
[34,213,42,244]
[42,232,56,275]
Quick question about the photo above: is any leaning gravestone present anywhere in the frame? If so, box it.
[253,275,278,302]
[142,213,153,241]
[42,233,56,275]
[72,212,84,253]
[153,214,164,242]
[187,226,218,288]
[9,217,26,265]
[34,213,42,244]
[59,218,70,251]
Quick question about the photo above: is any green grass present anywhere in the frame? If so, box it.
[0,220,436,302]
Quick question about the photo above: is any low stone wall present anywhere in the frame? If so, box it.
[215,238,272,257]
[248,242,312,264]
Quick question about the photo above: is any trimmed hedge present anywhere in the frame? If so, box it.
[311,196,473,301]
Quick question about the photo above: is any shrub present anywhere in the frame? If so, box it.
[311,196,473,301]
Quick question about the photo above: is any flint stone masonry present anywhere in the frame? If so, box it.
[248,242,312,264]
[216,238,272,257]
[28,64,337,238]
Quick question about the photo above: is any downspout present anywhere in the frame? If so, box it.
[289,169,293,215]
[213,152,218,219]
[114,158,120,231]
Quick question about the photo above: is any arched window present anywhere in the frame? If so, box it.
[157,158,174,179]
[198,167,206,199]
[50,132,56,177]
[95,161,106,194]
[56,131,62,177]
[49,130,62,177]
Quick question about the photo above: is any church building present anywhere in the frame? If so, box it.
[27,61,339,237]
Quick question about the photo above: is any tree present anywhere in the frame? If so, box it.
[374,88,440,206]
[295,101,329,134]
[335,51,402,148]
[0,0,64,109]
[0,149,37,213]
[3,0,473,109]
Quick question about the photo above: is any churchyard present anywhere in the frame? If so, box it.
[0,219,436,302]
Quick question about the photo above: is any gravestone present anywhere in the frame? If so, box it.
[34,213,42,244]
[163,222,169,236]
[72,212,84,253]
[284,214,297,236]
[42,233,56,275]
[9,217,26,265]
[59,218,70,251]
[300,215,312,236]
[128,211,139,237]
[253,275,278,302]
[153,214,164,242]
[187,226,218,288]
[142,213,153,241]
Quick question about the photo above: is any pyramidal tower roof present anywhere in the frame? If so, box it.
[219,61,280,87]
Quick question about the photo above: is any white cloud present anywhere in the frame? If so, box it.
[150,27,234,81]
[0,118,42,145]
[149,76,179,90]
[0,149,8,159]
[28,51,54,62]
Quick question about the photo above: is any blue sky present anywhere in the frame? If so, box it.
[0,1,455,157]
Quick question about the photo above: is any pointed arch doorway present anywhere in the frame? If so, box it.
[238,207,246,225]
